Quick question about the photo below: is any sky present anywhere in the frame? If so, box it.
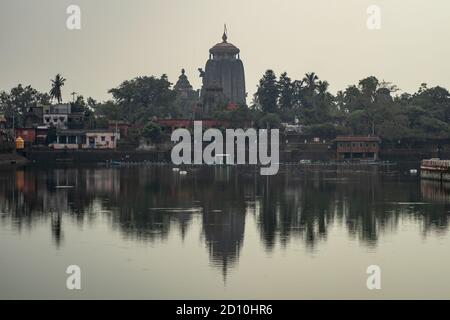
[0,0,449,103]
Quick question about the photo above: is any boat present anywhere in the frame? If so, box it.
[420,158,450,182]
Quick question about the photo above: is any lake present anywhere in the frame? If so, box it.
[0,164,449,299]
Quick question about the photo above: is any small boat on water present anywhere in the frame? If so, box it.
[420,158,450,182]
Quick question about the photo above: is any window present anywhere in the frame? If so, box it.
[111,136,115,142]
[101,136,105,141]
[68,136,76,144]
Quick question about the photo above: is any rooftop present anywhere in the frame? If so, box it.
[209,27,240,55]
[334,136,381,142]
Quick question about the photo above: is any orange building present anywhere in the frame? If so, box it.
[15,128,36,145]
[335,136,381,161]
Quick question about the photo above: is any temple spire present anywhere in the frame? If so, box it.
[222,24,228,43]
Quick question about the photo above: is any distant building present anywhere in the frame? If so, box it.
[43,104,72,129]
[0,114,6,129]
[53,130,86,149]
[155,119,229,133]
[23,106,43,128]
[335,136,381,161]
[35,126,49,145]
[43,104,71,115]
[174,69,199,118]
[86,130,119,149]
[108,121,131,138]
[67,112,85,129]
[199,26,246,116]
[15,128,36,145]
[53,129,119,150]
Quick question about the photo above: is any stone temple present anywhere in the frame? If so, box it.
[199,26,246,116]
[173,69,198,118]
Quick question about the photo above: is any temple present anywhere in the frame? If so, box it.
[199,25,246,116]
[173,69,198,118]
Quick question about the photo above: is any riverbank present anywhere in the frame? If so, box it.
[21,146,450,165]
[0,152,29,166]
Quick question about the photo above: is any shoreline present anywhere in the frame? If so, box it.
[0,152,29,167]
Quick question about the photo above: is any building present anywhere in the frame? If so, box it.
[67,112,85,129]
[43,104,71,115]
[108,121,131,138]
[23,106,43,128]
[53,130,86,149]
[53,129,119,150]
[155,119,229,133]
[15,128,36,145]
[35,126,49,145]
[43,104,72,129]
[86,130,119,149]
[174,69,199,118]
[335,136,381,161]
[199,26,246,115]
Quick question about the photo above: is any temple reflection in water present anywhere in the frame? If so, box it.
[1,165,449,277]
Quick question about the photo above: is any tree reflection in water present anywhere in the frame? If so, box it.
[0,165,449,277]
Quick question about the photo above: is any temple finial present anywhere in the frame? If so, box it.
[222,24,228,42]
[181,68,185,75]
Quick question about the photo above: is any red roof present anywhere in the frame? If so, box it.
[227,103,238,111]
[334,136,381,142]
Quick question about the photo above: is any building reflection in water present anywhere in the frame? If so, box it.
[0,165,449,275]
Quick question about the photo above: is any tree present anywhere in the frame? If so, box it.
[278,72,294,110]
[257,113,281,129]
[0,84,50,128]
[108,74,177,123]
[255,70,279,114]
[303,72,319,92]
[141,121,162,142]
[50,74,66,103]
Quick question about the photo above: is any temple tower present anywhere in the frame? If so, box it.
[174,69,198,118]
[199,26,246,115]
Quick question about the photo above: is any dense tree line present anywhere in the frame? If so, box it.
[1,72,449,142]
[252,70,450,140]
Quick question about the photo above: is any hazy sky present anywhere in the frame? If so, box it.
[1,0,449,103]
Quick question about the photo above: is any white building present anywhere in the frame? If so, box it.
[53,129,120,150]
[43,104,72,129]
[86,130,119,149]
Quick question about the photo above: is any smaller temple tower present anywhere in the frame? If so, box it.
[173,69,199,118]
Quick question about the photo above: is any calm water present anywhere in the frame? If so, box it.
[0,164,449,299]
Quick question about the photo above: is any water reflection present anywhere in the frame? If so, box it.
[0,165,449,277]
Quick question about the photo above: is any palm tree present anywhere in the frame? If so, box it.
[50,74,66,104]
[317,80,329,96]
[303,72,319,91]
